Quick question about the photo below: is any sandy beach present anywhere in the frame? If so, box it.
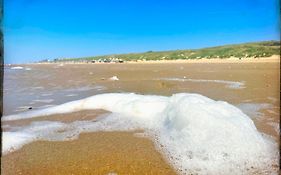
[2,57,280,174]
[4,0,280,173]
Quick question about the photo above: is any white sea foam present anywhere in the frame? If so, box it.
[65,85,106,92]
[159,78,245,89]
[10,66,24,70]
[33,99,54,103]
[66,94,78,97]
[2,93,278,174]
[2,132,34,152]
[31,86,44,90]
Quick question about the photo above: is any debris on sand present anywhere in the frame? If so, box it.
[109,76,119,81]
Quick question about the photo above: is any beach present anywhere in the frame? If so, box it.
[2,57,280,175]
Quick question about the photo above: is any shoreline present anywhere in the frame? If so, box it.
[7,55,280,66]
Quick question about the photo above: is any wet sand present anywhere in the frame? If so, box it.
[2,57,280,174]
[2,131,176,175]
[2,111,177,175]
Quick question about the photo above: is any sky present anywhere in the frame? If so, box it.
[4,0,280,63]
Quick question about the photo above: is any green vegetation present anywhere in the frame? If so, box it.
[52,40,280,62]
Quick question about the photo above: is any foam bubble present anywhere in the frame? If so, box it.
[2,93,278,174]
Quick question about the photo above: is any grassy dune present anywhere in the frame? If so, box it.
[54,40,280,62]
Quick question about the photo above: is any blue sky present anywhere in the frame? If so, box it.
[4,0,280,63]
